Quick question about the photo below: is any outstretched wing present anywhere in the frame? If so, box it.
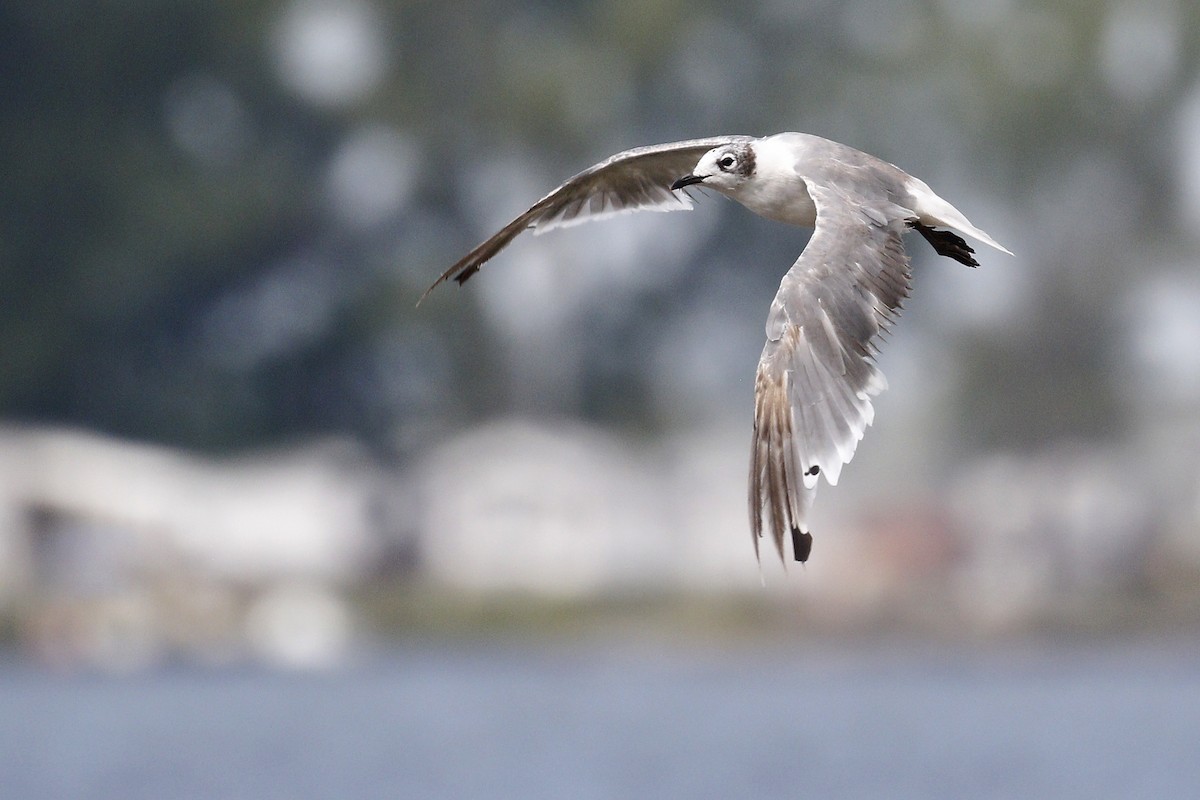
[418,136,753,304]
[750,177,916,562]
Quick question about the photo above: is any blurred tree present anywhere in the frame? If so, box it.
[0,0,1196,465]
[0,2,324,447]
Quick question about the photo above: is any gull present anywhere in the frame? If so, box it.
[420,132,1011,563]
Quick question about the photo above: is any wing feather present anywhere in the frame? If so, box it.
[418,136,753,304]
[750,180,916,561]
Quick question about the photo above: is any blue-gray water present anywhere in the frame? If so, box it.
[3,637,1198,799]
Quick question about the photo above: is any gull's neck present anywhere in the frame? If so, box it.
[726,138,817,228]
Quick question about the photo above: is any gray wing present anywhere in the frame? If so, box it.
[750,177,916,562]
[419,136,753,303]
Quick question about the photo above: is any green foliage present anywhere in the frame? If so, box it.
[1,0,1196,454]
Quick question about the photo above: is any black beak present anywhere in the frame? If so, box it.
[670,174,705,191]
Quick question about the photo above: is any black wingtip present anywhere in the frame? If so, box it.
[791,528,813,563]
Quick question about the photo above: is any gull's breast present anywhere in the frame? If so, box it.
[736,175,818,228]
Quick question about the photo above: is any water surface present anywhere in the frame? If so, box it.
[3,637,1197,799]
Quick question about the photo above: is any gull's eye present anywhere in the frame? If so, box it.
[717,154,737,171]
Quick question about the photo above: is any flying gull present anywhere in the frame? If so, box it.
[420,132,1011,563]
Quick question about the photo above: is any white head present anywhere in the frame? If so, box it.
[671,141,758,197]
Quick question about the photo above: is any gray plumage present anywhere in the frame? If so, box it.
[419,137,753,302]
[422,132,1011,563]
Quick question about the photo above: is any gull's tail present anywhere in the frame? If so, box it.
[906,177,1013,256]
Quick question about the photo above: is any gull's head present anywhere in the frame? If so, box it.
[671,142,756,196]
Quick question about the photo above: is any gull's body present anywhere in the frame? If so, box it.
[421,132,1011,563]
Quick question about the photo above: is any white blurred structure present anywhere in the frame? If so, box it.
[418,419,764,594]
[0,425,385,669]
[0,416,1196,669]
[416,418,1199,623]
[948,447,1159,626]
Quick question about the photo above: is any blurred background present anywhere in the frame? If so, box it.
[2,0,1200,797]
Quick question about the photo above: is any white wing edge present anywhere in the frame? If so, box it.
[531,190,697,236]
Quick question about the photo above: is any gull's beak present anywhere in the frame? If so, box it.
[671,174,706,191]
